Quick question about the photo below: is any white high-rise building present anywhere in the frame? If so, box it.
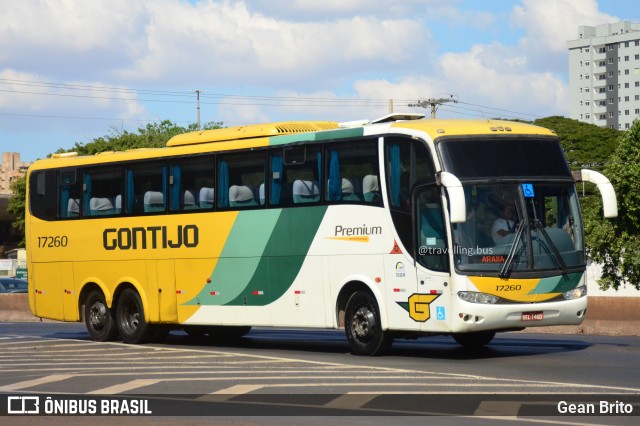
[567,21,640,130]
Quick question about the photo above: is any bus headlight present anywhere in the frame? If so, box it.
[563,285,587,300]
[457,291,499,304]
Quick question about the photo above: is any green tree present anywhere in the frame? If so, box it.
[56,120,223,155]
[534,116,620,171]
[584,119,640,290]
[7,175,26,247]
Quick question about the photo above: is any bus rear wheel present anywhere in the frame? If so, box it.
[84,290,119,342]
[452,331,496,349]
[116,288,154,344]
[345,291,393,356]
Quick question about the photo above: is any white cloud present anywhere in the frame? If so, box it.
[513,0,619,54]
[437,45,568,117]
[117,0,431,88]
[249,0,445,20]
[0,69,148,132]
[0,0,147,79]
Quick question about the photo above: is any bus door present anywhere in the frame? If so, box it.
[414,185,452,333]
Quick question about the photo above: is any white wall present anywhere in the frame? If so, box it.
[586,260,639,297]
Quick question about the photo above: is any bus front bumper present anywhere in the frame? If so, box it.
[451,296,588,333]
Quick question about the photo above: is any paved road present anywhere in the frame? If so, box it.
[1,322,639,424]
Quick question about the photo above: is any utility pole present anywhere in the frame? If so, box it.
[388,99,394,114]
[408,96,458,118]
[191,89,205,130]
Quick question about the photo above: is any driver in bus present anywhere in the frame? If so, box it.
[491,202,516,244]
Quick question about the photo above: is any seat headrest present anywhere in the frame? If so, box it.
[183,190,196,205]
[144,191,164,205]
[363,175,379,192]
[68,198,80,213]
[341,178,354,194]
[199,187,214,202]
[90,197,114,211]
[229,185,255,202]
[292,180,319,196]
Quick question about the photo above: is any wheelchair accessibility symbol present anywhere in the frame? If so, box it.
[522,183,535,198]
[436,306,446,321]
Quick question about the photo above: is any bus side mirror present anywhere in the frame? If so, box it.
[439,172,466,223]
[574,169,618,218]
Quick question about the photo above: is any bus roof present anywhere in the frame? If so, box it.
[166,118,555,148]
[166,121,339,146]
[30,117,555,170]
[389,118,556,139]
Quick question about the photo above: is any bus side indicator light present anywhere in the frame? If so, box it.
[430,290,442,295]
[375,277,382,283]
[176,290,185,295]
[210,291,220,296]
[253,290,264,295]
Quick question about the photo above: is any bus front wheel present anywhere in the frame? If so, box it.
[84,290,119,342]
[116,288,154,344]
[452,331,496,348]
[344,291,394,356]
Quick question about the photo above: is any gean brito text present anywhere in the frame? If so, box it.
[103,225,199,250]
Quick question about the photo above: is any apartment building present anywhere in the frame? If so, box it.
[567,21,640,130]
[0,152,30,195]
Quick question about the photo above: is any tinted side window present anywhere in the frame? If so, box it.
[169,156,215,212]
[126,162,167,214]
[270,146,322,207]
[416,185,449,272]
[218,151,265,209]
[59,169,82,219]
[82,166,122,216]
[29,170,57,221]
[325,139,380,205]
[385,138,434,212]
[385,137,435,255]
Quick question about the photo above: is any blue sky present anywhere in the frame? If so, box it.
[1,0,639,162]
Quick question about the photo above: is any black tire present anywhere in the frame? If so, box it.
[344,291,394,356]
[206,326,252,340]
[452,331,496,348]
[115,288,154,344]
[84,290,119,342]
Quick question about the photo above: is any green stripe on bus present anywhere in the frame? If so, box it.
[226,206,327,306]
[184,209,282,306]
[528,272,583,294]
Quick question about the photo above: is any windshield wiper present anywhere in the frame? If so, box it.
[499,220,526,278]
[532,219,568,275]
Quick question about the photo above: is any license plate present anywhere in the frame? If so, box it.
[521,311,544,321]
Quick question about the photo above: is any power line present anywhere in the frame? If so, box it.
[0,78,404,105]
[0,77,546,122]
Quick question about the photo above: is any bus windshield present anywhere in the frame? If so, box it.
[450,182,584,275]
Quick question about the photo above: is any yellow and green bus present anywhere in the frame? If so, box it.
[26,114,617,355]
